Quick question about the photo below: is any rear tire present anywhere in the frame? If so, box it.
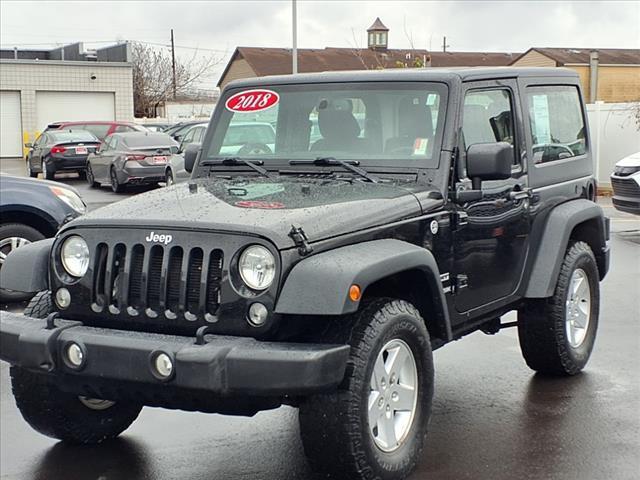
[86,162,99,188]
[299,299,434,480]
[518,241,600,376]
[110,167,124,193]
[0,224,45,303]
[42,160,55,180]
[165,169,174,187]
[12,289,142,444]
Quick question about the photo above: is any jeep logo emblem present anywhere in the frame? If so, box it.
[145,231,173,245]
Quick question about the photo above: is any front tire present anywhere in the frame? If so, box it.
[299,299,434,480]
[11,290,142,444]
[26,159,37,178]
[518,241,600,376]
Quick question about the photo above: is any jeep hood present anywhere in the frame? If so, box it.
[71,178,443,249]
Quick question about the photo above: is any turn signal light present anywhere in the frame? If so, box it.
[349,284,362,302]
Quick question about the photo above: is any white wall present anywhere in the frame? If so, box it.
[587,102,640,187]
[163,102,216,123]
[0,59,133,154]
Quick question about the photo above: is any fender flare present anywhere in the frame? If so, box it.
[524,199,608,298]
[0,238,53,293]
[275,239,451,339]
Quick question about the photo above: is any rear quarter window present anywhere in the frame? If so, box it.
[526,85,587,164]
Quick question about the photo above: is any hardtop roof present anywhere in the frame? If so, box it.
[224,67,578,90]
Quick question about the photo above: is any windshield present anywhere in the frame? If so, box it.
[50,130,98,142]
[122,133,176,148]
[207,82,447,168]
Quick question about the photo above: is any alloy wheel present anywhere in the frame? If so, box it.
[565,268,591,348]
[0,237,32,266]
[368,338,419,453]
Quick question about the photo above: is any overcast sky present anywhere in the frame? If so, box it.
[1,0,638,90]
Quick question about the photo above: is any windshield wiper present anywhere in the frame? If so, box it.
[201,157,274,179]
[289,157,379,183]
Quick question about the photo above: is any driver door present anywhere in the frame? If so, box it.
[452,80,531,314]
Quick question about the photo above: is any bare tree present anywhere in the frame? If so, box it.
[131,42,220,118]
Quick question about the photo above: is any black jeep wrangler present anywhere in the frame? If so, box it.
[0,67,609,480]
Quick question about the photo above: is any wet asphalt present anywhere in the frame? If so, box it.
[0,165,639,480]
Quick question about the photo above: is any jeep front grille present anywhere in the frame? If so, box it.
[92,242,223,321]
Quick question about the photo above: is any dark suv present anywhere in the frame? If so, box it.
[0,68,609,480]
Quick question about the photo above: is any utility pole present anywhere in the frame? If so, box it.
[292,0,298,74]
[171,29,177,99]
[442,36,450,53]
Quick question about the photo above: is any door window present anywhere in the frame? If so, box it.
[114,124,136,133]
[102,135,115,152]
[463,89,516,164]
[526,86,586,164]
[182,128,197,144]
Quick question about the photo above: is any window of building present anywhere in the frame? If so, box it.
[526,85,586,164]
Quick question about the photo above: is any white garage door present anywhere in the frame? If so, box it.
[36,91,115,132]
[0,91,23,158]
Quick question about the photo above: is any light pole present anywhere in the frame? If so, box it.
[292,0,298,74]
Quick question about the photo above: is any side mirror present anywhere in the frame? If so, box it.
[184,143,200,173]
[466,142,513,189]
[24,143,33,148]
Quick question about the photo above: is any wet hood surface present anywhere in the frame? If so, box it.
[71,177,443,249]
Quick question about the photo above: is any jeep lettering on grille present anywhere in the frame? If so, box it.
[145,231,173,245]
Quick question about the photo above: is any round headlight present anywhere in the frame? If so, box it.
[239,245,275,290]
[61,235,90,278]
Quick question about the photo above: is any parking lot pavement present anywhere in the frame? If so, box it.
[1,158,638,479]
[1,157,158,211]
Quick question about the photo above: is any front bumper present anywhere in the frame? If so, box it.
[611,174,640,215]
[0,311,350,397]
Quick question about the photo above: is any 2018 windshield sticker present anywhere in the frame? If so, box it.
[235,200,285,209]
[226,89,279,113]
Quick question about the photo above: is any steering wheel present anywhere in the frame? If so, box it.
[237,143,272,155]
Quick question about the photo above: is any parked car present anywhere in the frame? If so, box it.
[0,174,85,303]
[44,121,147,142]
[141,123,173,132]
[164,120,208,142]
[610,151,640,214]
[0,68,609,480]
[164,124,207,185]
[86,132,178,193]
[25,130,101,180]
